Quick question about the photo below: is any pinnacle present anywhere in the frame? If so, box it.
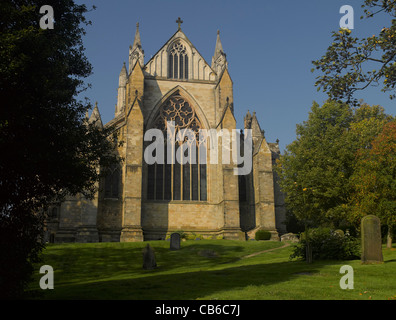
[214,29,224,58]
[132,22,141,50]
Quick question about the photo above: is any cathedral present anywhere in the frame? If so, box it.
[46,19,286,243]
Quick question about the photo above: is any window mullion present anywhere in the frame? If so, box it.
[171,142,174,200]
[154,164,157,200]
[177,54,180,80]
[198,145,201,201]
[189,145,192,200]
[180,151,183,200]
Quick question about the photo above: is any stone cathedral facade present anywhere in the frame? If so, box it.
[45,20,286,243]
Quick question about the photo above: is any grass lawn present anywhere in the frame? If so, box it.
[26,240,396,300]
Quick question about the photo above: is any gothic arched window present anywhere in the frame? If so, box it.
[147,93,207,201]
[168,42,189,80]
[104,166,120,198]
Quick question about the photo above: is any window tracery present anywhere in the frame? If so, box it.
[147,94,207,201]
[168,42,189,80]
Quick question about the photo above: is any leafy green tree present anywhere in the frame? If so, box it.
[276,101,392,232]
[351,121,396,248]
[276,100,354,229]
[0,1,117,298]
[312,0,396,105]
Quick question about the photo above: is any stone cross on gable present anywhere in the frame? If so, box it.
[176,17,183,30]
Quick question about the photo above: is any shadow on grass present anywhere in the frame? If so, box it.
[35,241,281,278]
[28,244,321,300]
[25,242,396,300]
[35,261,321,300]
[40,242,248,273]
[27,240,331,299]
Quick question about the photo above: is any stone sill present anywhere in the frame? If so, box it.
[143,200,209,205]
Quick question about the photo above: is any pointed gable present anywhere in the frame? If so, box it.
[219,102,236,130]
[144,29,216,81]
[127,60,145,106]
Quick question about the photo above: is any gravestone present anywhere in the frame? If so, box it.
[361,215,383,264]
[170,233,181,251]
[280,233,299,243]
[143,244,157,270]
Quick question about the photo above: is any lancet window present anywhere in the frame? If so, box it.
[168,41,189,80]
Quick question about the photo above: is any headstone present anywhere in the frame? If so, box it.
[305,229,313,264]
[280,233,299,243]
[170,233,181,251]
[143,244,157,270]
[334,229,344,237]
[361,215,383,264]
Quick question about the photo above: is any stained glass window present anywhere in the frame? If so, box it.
[147,93,206,201]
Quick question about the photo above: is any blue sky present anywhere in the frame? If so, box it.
[76,0,395,152]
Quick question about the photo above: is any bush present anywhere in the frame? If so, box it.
[255,230,272,241]
[186,233,197,240]
[175,231,187,239]
[290,227,360,261]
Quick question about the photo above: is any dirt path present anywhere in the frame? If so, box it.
[241,242,291,259]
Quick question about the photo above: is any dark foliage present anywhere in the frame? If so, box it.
[0,1,118,298]
[255,230,272,241]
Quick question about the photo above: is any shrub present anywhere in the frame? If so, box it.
[174,231,187,239]
[255,230,272,241]
[290,227,360,261]
[186,233,197,240]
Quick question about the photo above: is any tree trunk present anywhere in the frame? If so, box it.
[387,225,393,249]
[306,241,313,264]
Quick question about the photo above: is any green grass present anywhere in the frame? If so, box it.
[26,240,396,300]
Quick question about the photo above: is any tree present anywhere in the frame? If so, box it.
[276,100,392,232]
[0,1,117,298]
[312,0,396,105]
[351,121,396,248]
[276,100,354,229]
